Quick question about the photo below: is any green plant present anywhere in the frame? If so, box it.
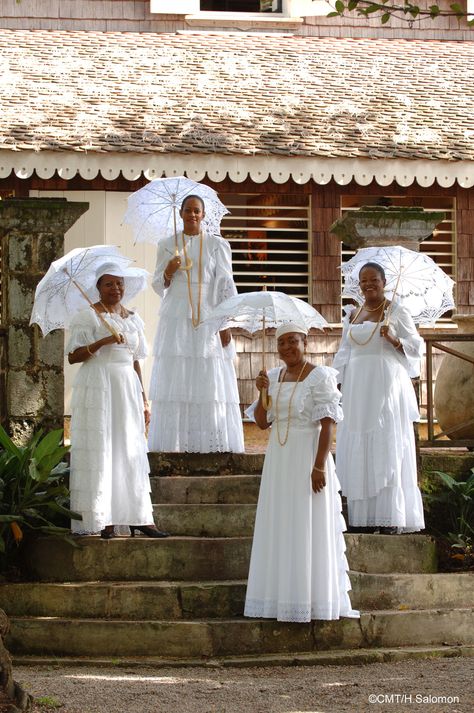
[423,469,474,537]
[423,469,474,570]
[36,695,63,709]
[0,424,81,571]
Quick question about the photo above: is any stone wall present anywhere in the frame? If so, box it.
[0,327,6,428]
[0,198,88,442]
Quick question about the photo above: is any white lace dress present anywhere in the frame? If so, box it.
[244,366,359,623]
[148,232,244,453]
[66,308,154,534]
[333,303,425,531]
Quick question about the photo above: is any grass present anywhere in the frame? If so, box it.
[36,696,63,709]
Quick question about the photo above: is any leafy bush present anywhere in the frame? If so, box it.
[423,469,474,570]
[0,424,81,573]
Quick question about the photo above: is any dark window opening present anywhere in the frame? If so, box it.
[201,1,282,11]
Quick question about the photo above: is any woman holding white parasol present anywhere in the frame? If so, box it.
[147,193,244,453]
[66,262,168,539]
[31,245,168,538]
[244,321,359,623]
[333,262,425,533]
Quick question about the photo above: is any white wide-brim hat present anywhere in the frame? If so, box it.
[91,262,150,304]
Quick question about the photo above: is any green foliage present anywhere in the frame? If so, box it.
[0,424,81,572]
[328,1,474,25]
[36,696,63,709]
[423,469,474,569]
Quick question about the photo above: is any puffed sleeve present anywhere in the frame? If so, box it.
[244,367,281,424]
[130,312,148,361]
[65,308,98,354]
[389,303,424,378]
[151,238,175,298]
[213,236,237,306]
[332,306,354,387]
[306,366,344,424]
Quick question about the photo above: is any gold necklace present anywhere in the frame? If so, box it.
[275,361,307,447]
[181,231,203,328]
[349,300,386,346]
[99,301,126,318]
[363,298,386,312]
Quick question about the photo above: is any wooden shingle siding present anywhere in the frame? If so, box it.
[0,0,471,38]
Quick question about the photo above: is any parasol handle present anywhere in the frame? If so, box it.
[172,201,179,256]
[63,269,121,340]
[260,295,272,411]
[383,270,402,327]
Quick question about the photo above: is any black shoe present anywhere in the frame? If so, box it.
[100,528,117,539]
[130,525,169,538]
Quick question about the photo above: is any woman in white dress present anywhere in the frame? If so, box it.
[244,322,358,623]
[67,264,168,539]
[148,195,244,453]
[333,262,425,533]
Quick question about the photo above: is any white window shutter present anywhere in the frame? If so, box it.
[287,0,334,17]
[150,0,199,13]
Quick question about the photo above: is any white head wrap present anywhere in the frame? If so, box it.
[275,321,308,340]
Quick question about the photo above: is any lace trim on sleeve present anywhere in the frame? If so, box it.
[295,366,343,423]
[312,401,344,424]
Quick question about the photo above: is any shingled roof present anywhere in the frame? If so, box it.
[0,28,473,163]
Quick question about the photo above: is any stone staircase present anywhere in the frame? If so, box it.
[2,453,474,666]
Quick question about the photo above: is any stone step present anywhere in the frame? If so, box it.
[350,572,474,611]
[2,573,472,621]
[0,581,246,621]
[148,452,264,478]
[24,534,437,582]
[11,644,474,670]
[151,474,260,504]
[7,608,474,658]
[153,503,256,537]
[419,451,474,480]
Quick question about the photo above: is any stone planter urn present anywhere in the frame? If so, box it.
[330,206,444,251]
[433,314,474,440]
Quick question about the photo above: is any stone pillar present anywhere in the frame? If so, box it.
[0,198,89,442]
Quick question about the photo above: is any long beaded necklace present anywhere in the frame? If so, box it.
[275,361,307,447]
[348,299,386,346]
[181,231,203,328]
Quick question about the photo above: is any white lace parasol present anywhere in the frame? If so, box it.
[30,245,148,335]
[123,176,229,245]
[341,245,455,324]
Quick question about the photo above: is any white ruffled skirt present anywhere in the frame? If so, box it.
[69,351,154,534]
[148,287,244,453]
[336,352,425,532]
[244,424,359,623]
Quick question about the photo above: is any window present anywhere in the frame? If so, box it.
[340,195,455,322]
[150,1,329,15]
[221,193,311,299]
[151,1,282,12]
[201,1,282,10]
